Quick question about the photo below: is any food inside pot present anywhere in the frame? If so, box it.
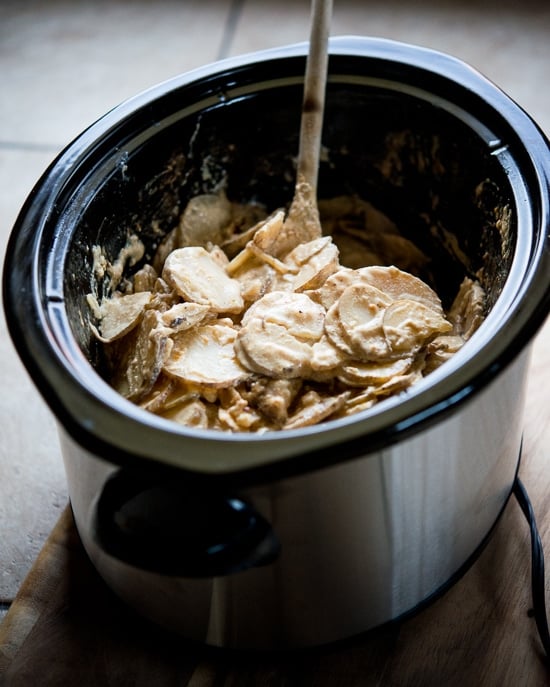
[60,77,515,434]
[87,191,485,432]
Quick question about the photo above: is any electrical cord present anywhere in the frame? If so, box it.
[513,477,550,662]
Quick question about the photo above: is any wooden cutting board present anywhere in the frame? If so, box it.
[1,319,550,687]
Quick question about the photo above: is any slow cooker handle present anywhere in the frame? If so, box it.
[92,469,280,577]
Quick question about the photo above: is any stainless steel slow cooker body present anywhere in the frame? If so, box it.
[4,37,550,649]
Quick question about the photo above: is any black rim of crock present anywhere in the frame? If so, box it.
[3,37,550,488]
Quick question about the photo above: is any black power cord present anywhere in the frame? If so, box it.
[513,477,550,662]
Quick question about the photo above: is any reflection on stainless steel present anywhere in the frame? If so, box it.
[62,349,528,648]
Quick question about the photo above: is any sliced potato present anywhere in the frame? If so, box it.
[358,265,443,312]
[161,399,210,429]
[159,302,212,333]
[92,291,152,343]
[112,310,173,401]
[177,192,232,248]
[162,246,243,314]
[449,277,485,340]
[338,356,414,387]
[164,322,250,388]
[284,390,350,430]
[288,237,340,292]
[383,299,452,354]
[237,292,325,379]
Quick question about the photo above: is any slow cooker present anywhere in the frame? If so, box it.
[3,37,550,649]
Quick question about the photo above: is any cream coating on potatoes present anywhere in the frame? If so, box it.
[89,190,485,432]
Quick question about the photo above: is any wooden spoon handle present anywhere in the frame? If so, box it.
[296,0,333,195]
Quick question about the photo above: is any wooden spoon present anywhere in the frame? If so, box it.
[296,0,333,197]
[277,0,334,255]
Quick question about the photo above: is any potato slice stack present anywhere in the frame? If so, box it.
[89,193,484,432]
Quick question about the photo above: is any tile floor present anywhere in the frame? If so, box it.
[1,0,550,622]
